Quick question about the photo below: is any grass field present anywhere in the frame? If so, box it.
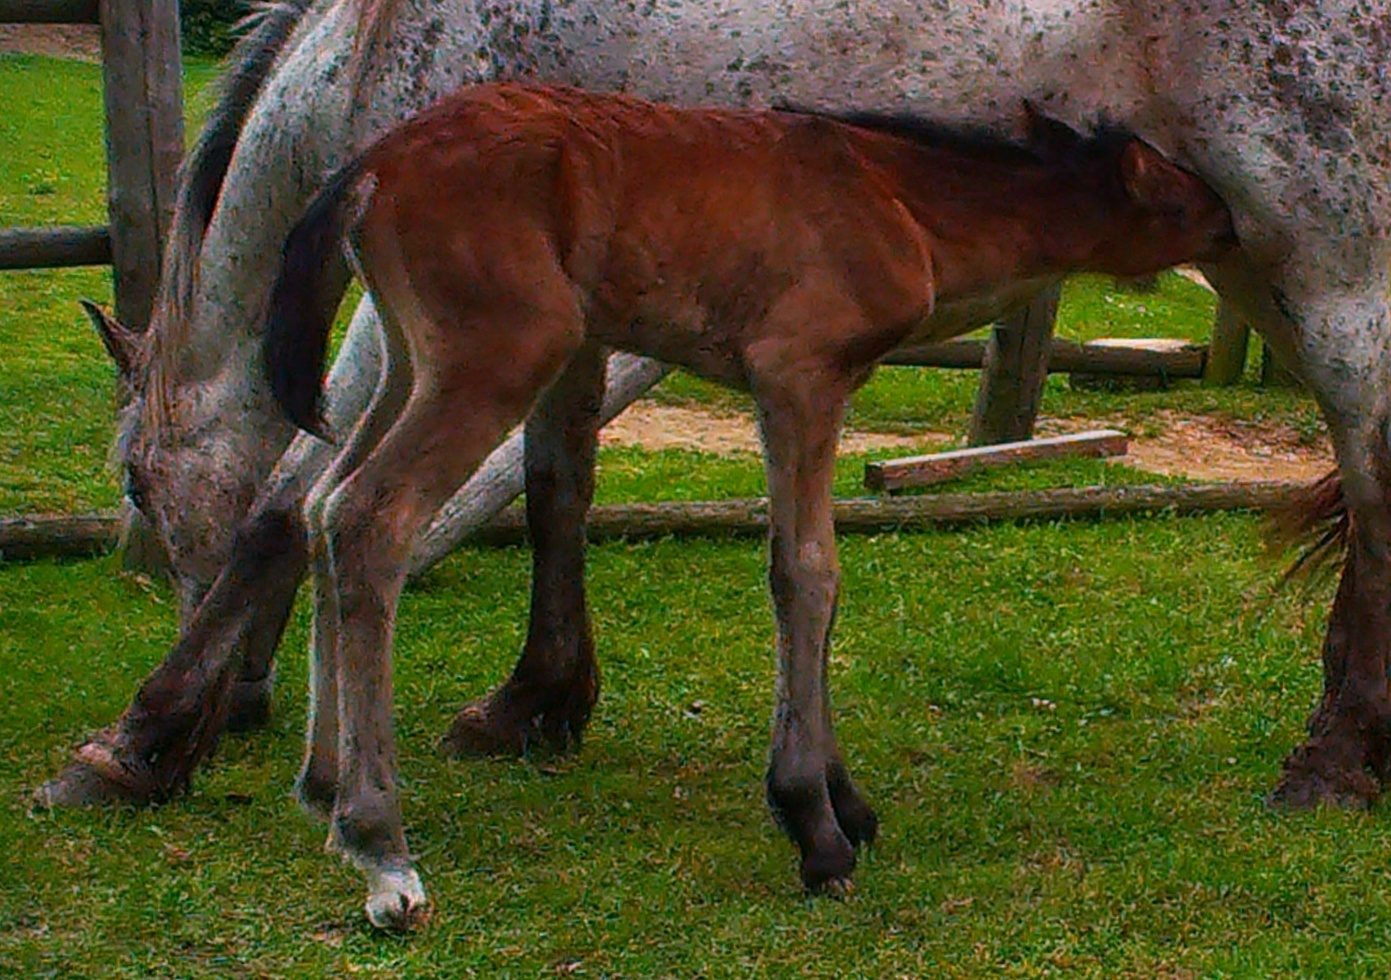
[3,53,1386,979]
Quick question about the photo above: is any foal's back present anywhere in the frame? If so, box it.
[358,84,940,384]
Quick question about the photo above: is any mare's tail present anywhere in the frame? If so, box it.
[263,158,370,440]
[1268,468,1349,582]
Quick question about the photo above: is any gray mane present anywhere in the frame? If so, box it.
[158,0,316,333]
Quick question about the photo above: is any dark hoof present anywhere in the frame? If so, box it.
[828,770,879,848]
[800,831,858,896]
[226,674,275,733]
[438,686,591,758]
[32,741,161,809]
[439,700,529,757]
[1268,759,1380,811]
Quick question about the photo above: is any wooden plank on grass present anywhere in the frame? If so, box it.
[864,430,1130,492]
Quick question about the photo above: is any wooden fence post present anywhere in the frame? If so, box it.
[967,283,1061,446]
[99,0,182,574]
[98,0,183,332]
[1202,300,1250,385]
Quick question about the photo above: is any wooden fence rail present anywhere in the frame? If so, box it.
[0,0,97,23]
[0,226,111,269]
[882,335,1207,378]
[0,0,182,333]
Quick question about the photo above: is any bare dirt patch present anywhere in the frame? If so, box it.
[600,402,952,457]
[1040,410,1333,482]
[0,25,101,61]
[604,401,1333,483]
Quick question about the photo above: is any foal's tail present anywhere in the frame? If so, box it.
[1267,468,1349,581]
[263,157,370,440]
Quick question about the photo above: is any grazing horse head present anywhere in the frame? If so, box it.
[85,0,313,612]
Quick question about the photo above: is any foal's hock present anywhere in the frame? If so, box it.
[263,83,1235,928]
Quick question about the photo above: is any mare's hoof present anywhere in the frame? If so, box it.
[828,780,879,848]
[1268,764,1379,811]
[1269,733,1383,811]
[226,673,275,733]
[365,867,430,931]
[799,830,858,896]
[32,741,160,809]
[808,875,856,899]
[438,693,583,758]
[439,700,526,756]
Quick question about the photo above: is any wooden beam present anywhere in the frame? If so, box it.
[0,515,118,560]
[99,0,183,332]
[461,480,1309,548]
[0,225,111,269]
[864,430,1129,492]
[968,285,1060,445]
[884,336,1206,377]
[2,480,1311,562]
[0,0,98,23]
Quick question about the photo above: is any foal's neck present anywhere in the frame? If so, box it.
[862,137,1116,297]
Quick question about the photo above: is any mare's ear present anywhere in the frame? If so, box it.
[80,299,141,381]
[1022,101,1084,157]
[1118,139,1190,212]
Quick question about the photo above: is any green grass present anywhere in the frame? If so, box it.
[0,52,1378,979]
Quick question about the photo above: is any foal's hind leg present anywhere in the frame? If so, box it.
[442,343,607,756]
[754,360,876,893]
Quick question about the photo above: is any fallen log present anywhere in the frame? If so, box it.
[3,481,1309,563]
[462,480,1309,548]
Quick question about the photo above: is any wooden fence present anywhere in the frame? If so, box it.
[0,0,183,333]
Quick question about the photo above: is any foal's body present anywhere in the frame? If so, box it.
[265,84,1235,927]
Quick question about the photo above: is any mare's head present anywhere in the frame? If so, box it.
[84,1,312,615]
[1022,106,1239,275]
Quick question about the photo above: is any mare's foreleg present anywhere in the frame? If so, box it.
[755,357,877,894]
[441,343,607,756]
[34,487,311,807]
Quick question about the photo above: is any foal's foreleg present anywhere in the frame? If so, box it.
[442,343,607,757]
[755,366,876,894]
[297,310,415,821]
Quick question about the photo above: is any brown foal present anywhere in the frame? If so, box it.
[264,82,1236,927]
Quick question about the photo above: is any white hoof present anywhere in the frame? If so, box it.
[365,866,429,930]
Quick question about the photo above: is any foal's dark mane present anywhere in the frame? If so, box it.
[779,105,1136,171]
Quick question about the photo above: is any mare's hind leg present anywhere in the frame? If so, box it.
[1210,259,1391,807]
[754,360,876,893]
[442,343,607,756]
